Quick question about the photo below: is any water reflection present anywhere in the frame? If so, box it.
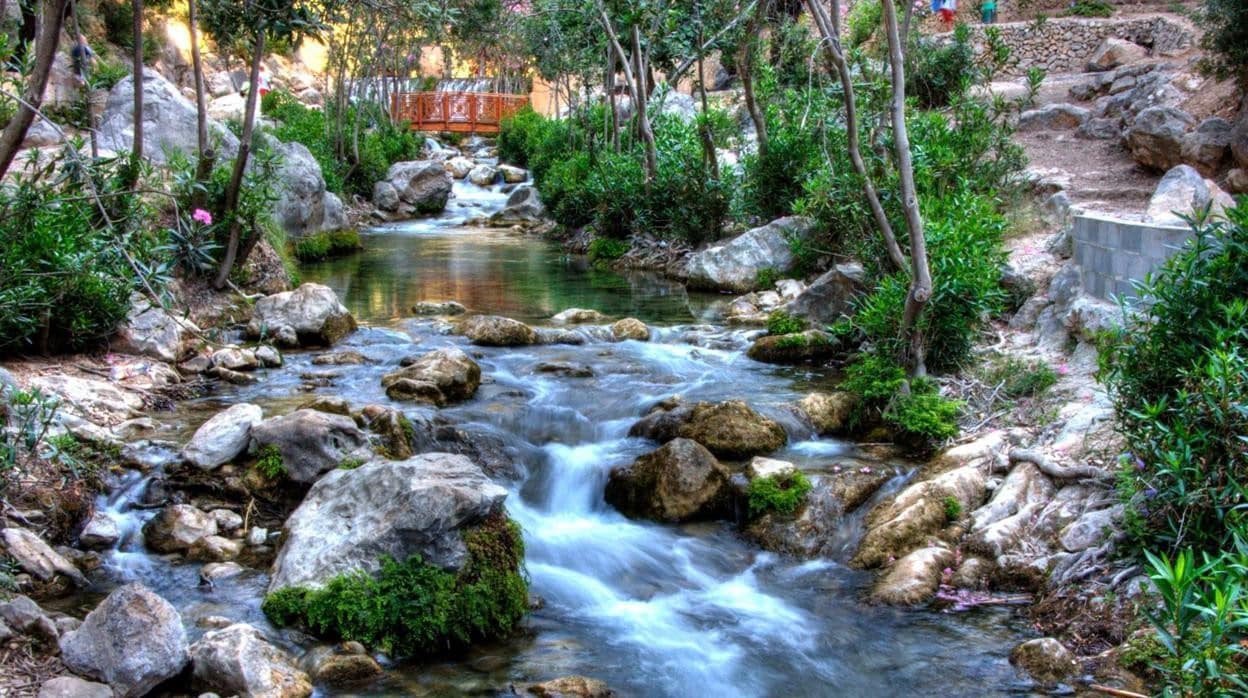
[301,226,719,325]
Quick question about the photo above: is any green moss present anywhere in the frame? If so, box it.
[398,414,416,444]
[337,457,367,471]
[767,310,806,336]
[293,229,363,262]
[262,512,528,656]
[255,445,287,480]
[755,267,779,291]
[747,471,813,518]
[884,390,962,451]
[943,495,963,522]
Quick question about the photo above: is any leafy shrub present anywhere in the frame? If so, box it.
[846,0,882,48]
[1196,0,1248,84]
[587,237,629,262]
[89,58,130,91]
[1064,0,1114,17]
[907,24,976,109]
[747,471,813,518]
[884,386,962,451]
[767,310,806,336]
[1101,207,1248,552]
[740,105,823,220]
[255,445,286,480]
[1144,538,1248,694]
[0,154,144,354]
[292,229,362,262]
[755,267,779,290]
[263,512,528,656]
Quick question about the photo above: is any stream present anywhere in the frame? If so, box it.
[86,179,1034,697]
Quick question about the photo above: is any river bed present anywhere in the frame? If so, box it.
[87,181,1035,697]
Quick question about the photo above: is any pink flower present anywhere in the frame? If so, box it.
[192,209,213,226]
[1056,363,1069,375]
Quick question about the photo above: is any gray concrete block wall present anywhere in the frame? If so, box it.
[1071,214,1192,301]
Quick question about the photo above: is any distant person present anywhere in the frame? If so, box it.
[241,66,271,99]
[70,33,94,85]
[938,0,958,28]
[981,0,997,23]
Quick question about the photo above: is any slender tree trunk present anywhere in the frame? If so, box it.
[695,16,719,181]
[806,0,906,271]
[187,0,214,208]
[738,7,767,156]
[69,0,99,159]
[213,30,266,290]
[882,0,932,376]
[631,24,657,185]
[131,0,143,161]
[0,0,68,180]
[606,46,619,153]
[595,2,655,182]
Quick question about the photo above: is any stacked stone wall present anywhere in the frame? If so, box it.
[956,16,1193,76]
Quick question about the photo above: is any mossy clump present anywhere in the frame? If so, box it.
[255,444,287,480]
[942,495,963,522]
[262,512,528,656]
[587,237,629,263]
[337,457,367,471]
[747,471,813,518]
[746,330,842,365]
[293,229,363,262]
[766,310,806,336]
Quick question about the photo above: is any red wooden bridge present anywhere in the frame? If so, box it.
[391,91,530,134]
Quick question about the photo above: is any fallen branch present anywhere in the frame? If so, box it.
[1088,685,1148,698]
[1009,448,1110,481]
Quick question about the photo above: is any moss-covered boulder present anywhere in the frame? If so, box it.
[1009,638,1079,685]
[677,401,787,460]
[746,330,844,365]
[797,391,858,436]
[263,454,526,655]
[743,466,894,557]
[459,315,538,346]
[604,439,731,522]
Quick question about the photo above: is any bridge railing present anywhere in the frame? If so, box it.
[391,92,530,134]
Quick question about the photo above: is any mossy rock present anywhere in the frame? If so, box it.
[604,438,731,522]
[459,315,538,347]
[677,401,787,460]
[746,330,844,365]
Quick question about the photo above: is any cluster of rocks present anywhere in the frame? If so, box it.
[446,313,654,349]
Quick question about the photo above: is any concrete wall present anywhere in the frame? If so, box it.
[1071,213,1192,300]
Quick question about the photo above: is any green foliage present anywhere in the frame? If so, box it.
[337,457,367,471]
[980,356,1058,399]
[747,471,813,518]
[255,445,286,480]
[97,0,160,64]
[754,267,779,291]
[907,25,976,109]
[587,237,629,262]
[884,387,962,451]
[1063,0,1114,17]
[846,0,882,48]
[1196,0,1248,84]
[1144,540,1248,694]
[942,495,963,522]
[292,229,362,262]
[89,57,130,92]
[740,110,823,220]
[262,513,528,656]
[1100,207,1248,553]
[766,310,806,336]
[0,388,60,478]
[841,353,908,406]
[0,153,146,354]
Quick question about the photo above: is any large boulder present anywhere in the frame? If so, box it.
[143,504,219,554]
[677,401,787,460]
[1146,165,1236,224]
[604,438,731,522]
[1017,104,1089,132]
[272,140,348,239]
[460,315,538,346]
[190,623,312,698]
[386,161,453,214]
[113,295,199,363]
[498,164,528,184]
[59,583,189,698]
[381,347,481,405]
[746,330,843,365]
[372,181,400,211]
[1180,117,1232,177]
[99,70,238,165]
[1125,106,1196,172]
[182,403,264,470]
[685,217,813,293]
[37,677,112,698]
[1010,637,1078,685]
[797,392,858,436]
[29,374,143,425]
[781,263,865,325]
[247,283,356,347]
[490,185,546,224]
[445,156,475,179]
[744,468,894,557]
[267,453,508,591]
[610,318,651,342]
[1086,38,1147,72]
[870,546,953,606]
[249,409,371,483]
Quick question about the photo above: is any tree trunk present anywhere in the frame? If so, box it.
[695,14,719,181]
[738,7,767,156]
[882,0,933,376]
[69,0,99,159]
[0,0,69,180]
[630,25,658,185]
[595,2,655,182]
[213,30,266,291]
[806,0,906,271]
[131,0,143,161]
[187,0,214,209]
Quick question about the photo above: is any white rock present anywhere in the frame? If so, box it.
[182,403,264,471]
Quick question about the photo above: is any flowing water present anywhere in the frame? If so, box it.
[88,180,1034,696]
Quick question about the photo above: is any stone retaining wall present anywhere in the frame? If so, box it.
[961,16,1193,77]
[1071,213,1191,300]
